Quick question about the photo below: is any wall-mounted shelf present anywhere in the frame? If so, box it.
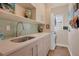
[0,9,41,24]
[17,3,36,20]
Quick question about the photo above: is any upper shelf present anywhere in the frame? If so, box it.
[0,9,41,24]
[18,3,35,9]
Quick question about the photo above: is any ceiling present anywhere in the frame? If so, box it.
[45,3,68,8]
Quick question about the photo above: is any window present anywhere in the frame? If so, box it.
[54,15,63,31]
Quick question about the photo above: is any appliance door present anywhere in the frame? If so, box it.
[50,32,56,50]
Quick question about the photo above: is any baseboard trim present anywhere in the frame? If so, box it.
[56,43,68,48]
[56,43,72,56]
[67,46,72,56]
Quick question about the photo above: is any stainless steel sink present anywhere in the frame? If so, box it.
[10,36,35,43]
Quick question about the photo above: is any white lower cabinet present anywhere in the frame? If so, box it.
[9,42,38,56]
[36,34,51,56]
[37,34,51,56]
[9,34,51,56]
[9,46,33,56]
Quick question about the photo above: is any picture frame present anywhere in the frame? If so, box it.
[46,24,50,29]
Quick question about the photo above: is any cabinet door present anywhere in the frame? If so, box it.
[45,34,51,55]
[9,41,38,56]
[31,41,38,56]
[37,34,51,56]
[32,44,38,56]
[43,34,51,56]
[9,45,33,56]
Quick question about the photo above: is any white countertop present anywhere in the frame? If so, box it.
[0,32,50,56]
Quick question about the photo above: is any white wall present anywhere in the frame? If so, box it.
[69,29,79,56]
[47,3,68,8]
[32,3,50,32]
[32,3,45,24]
[56,30,69,46]
[15,4,25,16]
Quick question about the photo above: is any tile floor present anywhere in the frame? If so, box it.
[48,46,70,56]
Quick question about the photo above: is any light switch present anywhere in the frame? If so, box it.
[6,25,10,31]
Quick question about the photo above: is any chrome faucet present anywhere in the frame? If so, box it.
[16,22,25,37]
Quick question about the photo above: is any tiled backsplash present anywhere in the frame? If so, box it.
[0,19,38,39]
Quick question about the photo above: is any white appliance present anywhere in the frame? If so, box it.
[50,32,56,50]
[50,14,63,50]
[50,14,56,50]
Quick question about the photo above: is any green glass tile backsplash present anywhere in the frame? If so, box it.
[0,19,38,39]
